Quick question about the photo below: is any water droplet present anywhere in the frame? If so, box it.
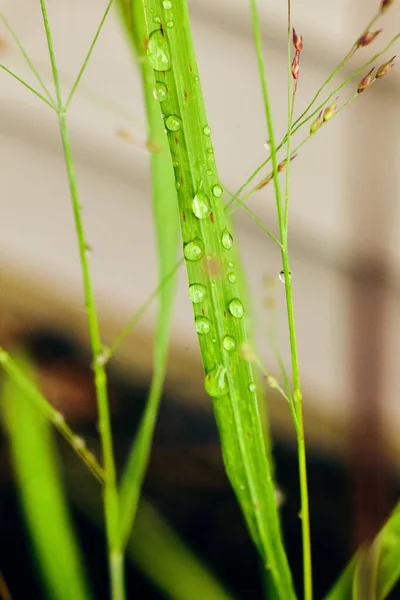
[194,75,200,82]
[279,269,292,283]
[206,169,213,175]
[166,20,174,28]
[163,0,173,8]
[175,180,181,189]
[188,283,207,303]
[153,16,161,23]
[147,30,172,71]
[84,243,92,258]
[221,229,233,250]
[229,297,245,319]
[195,315,211,334]
[184,237,205,261]
[248,382,256,392]
[207,147,214,154]
[228,261,234,268]
[153,82,168,102]
[227,272,237,284]
[172,159,179,167]
[192,190,211,219]
[212,184,223,198]
[203,125,211,136]
[165,114,182,131]
[205,364,229,397]
[223,335,236,352]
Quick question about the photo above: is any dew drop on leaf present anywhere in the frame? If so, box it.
[192,190,211,219]
[188,283,207,303]
[205,364,229,397]
[195,315,211,334]
[212,184,223,198]
[184,237,205,261]
[221,229,233,250]
[279,269,292,283]
[248,382,256,392]
[203,125,211,136]
[165,114,182,131]
[223,335,236,352]
[163,0,173,7]
[166,20,174,28]
[227,272,237,284]
[228,297,245,319]
[147,30,172,71]
[153,82,168,102]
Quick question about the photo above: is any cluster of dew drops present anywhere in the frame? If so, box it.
[147,9,259,397]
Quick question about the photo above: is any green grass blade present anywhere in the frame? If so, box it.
[127,498,234,600]
[1,352,92,600]
[140,2,295,597]
[325,502,400,600]
[71,476,234,600]
[117,0,180,549]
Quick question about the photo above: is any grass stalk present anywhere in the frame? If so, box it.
[248,1,312,598]
[140,1,295,597]
[116,0,180,548]
[38,1,123,597]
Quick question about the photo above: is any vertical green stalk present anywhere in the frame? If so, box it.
[141,1,295,598]
[116,0,180,547]
[38,2,123,598]
[248,1,312,599]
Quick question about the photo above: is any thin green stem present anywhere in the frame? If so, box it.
[249,1,312,599]
[0,12,56,105]
[108,258,183,359]
[38,1,123,598]
[64,0,114,110]
[0,63,56,109]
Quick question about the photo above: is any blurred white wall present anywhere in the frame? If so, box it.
[0,0,399,454]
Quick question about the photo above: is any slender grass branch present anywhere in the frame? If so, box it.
[0,347,105,482]
[0,63,56,109]
[248,1,312,599]
[225,30,399,214]
[0,349,104,482]
[294,8,382,128]
[108,258,183,360]
[65,0,114,110]
[0,12,56,105]
[38,1,123,597]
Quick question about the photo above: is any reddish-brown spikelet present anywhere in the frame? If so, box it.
[357,67,376,93]
[380,0,394,12]
[291,52,300,80]
[376,55,396,77]
[292,28,303,52]
[357,29,383,48]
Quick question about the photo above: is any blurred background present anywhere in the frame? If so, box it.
[0,0,400,598]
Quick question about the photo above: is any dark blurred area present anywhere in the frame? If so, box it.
[0,328,399,600]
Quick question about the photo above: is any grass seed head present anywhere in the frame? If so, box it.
[380,0,395,12]
[292,28,303,52]
[357,29,383,49]
[376,55,396,77]
[357,67,376,93]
